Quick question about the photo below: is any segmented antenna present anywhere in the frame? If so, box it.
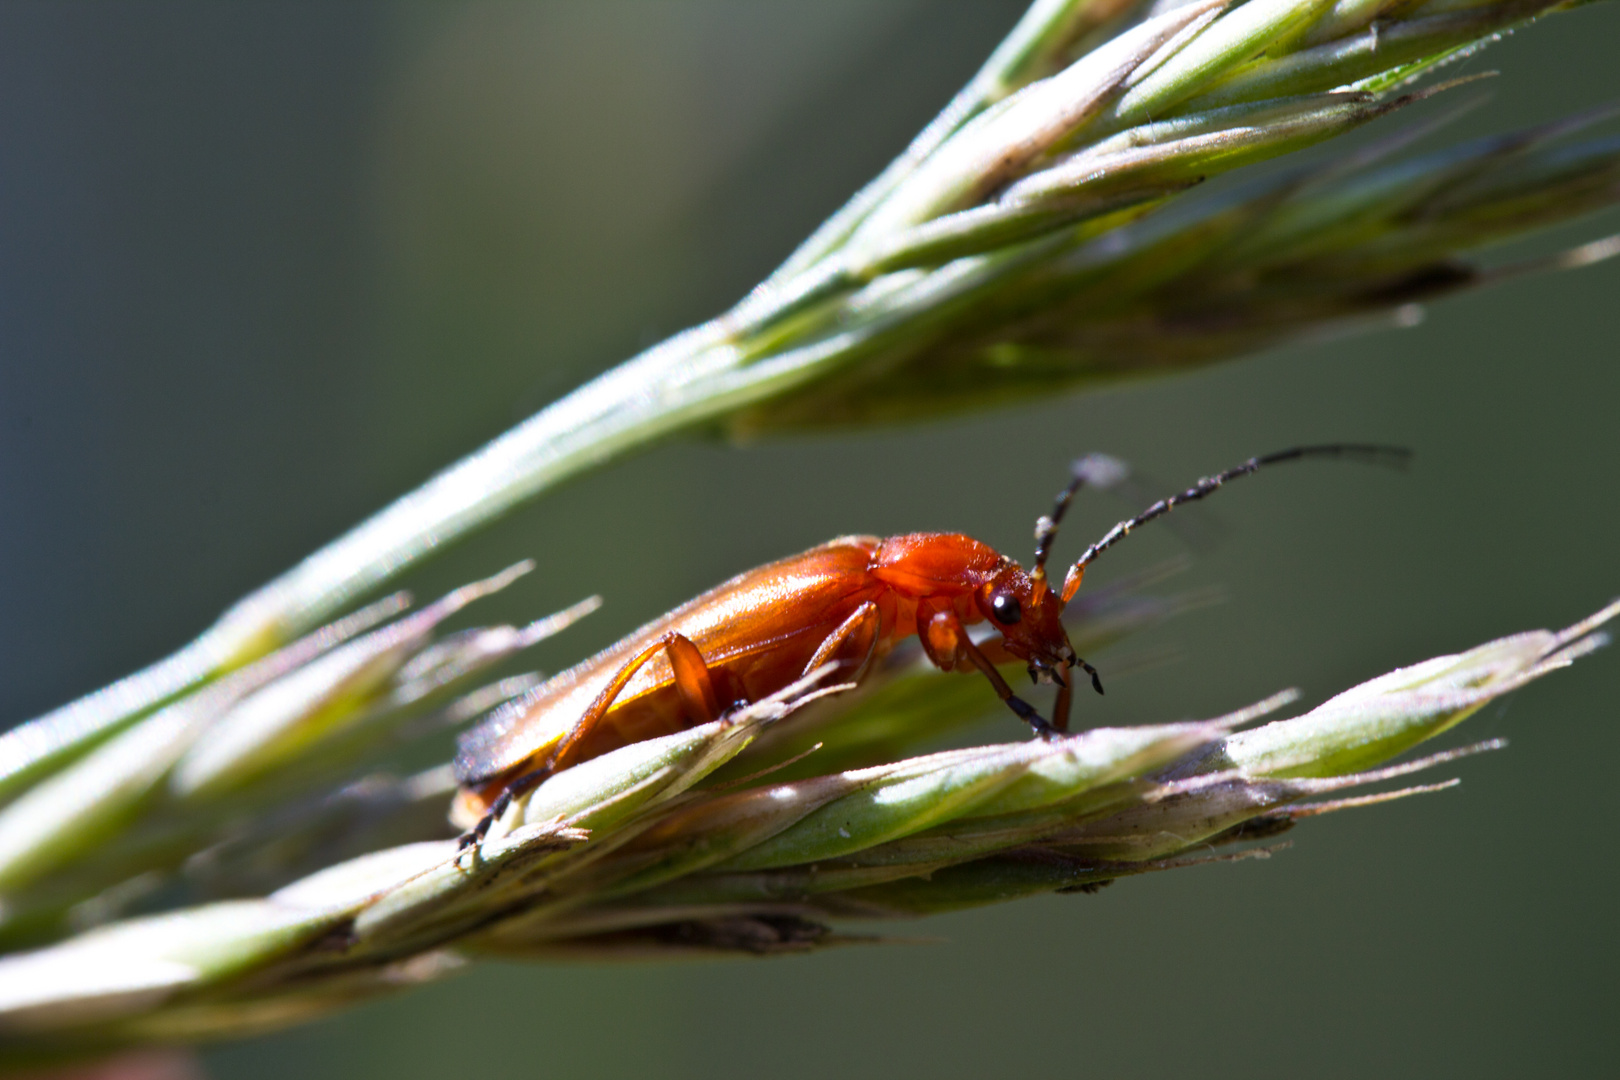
[1032,453,1128,579]
[1062,444,1410,600]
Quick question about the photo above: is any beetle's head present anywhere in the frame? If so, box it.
[980,454,1133,691]
[974,564,1075,686]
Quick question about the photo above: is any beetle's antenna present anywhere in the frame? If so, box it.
[1060,444,1410,603]
[1033,454,1129,581]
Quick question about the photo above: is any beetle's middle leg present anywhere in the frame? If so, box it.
[801,602,882,684]
[458,632,719,851]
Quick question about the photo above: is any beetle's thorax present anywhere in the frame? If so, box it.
[870,533,1074,675]
[869,533,1005,598]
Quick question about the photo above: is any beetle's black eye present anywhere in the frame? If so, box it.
[991,593,1021,624]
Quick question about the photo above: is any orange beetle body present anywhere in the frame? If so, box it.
[452,444,1395,831]
[453,531,1082,821]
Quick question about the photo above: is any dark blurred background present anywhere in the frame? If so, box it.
[1,2,1617,1076]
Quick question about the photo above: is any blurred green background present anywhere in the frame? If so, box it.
[1,2,1616,1076]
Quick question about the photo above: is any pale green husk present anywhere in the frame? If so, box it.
[0,603,1609,1056]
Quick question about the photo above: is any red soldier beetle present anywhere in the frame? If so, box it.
[452,444,1405,837]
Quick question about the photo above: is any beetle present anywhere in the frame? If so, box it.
[452,444,1402,834]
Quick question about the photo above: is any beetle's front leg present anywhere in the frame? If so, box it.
[922,608,1057,737]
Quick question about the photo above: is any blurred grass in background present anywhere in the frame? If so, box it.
[0,1,1616,1076]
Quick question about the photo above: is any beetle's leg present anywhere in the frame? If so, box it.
[460,632,715,852]
[1047,654,1106,736]
[1075,656,1105,696]
[458,784,520,851]
[1053,664,1073,734]
[664,632,725,724]
[551,632,720,774]
[962,636,1056,736]
[535,636,668,782]
[801,601,882,683]
[927,609,1055,736]
[918,607,954,671]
